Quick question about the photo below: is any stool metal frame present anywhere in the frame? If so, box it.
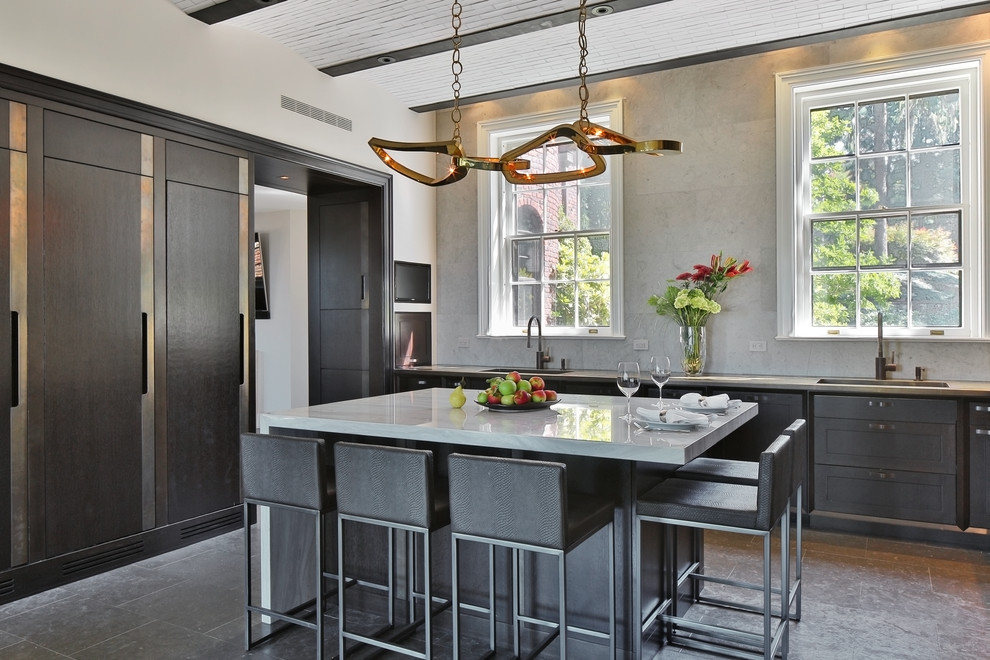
[634,433,794,660]
[447,453,616,660]
[673,419,806,622]
[334,442,450,660]
[240,432,336,660]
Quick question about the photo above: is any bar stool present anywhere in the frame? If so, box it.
[674,418,807,620]
[240,432,336,659]
[333,441,450,660]
[634,433,794,660]
[447,453,616,659]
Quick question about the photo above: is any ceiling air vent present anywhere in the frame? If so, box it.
[281,95,352,132]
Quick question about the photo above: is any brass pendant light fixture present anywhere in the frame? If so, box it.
[368,0,681,187]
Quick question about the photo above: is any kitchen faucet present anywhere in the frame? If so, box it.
[526,316,551,370]
[875,311,897,380]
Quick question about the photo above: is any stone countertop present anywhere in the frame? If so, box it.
[396,365,990,397]
[260,389,757,465]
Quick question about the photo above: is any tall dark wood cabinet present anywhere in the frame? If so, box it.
[162,141,246,523]
[37,111,148,557]
[1,99,14,572]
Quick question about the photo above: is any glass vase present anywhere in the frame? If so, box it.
[678,325,707,376]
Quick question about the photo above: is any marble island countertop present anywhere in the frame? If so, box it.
[396,365,990,397]
[260,389,757,465]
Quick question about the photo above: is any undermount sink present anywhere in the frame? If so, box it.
[817,377,949,388]
[482,367,573,375]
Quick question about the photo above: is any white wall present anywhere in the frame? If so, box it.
[435,13,990,382]
[255,207,309,420]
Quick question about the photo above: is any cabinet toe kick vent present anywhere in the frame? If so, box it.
[180,510,242,540]
[61,540,145,577]
[0,577,13,598]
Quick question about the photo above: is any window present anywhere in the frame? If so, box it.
[478,102,624,338]
[777,50,984,339]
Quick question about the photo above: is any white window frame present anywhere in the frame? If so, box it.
[776,46,986,339]
[477,101,625,338]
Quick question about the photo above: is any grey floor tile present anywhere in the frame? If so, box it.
[71,619,233,660]
[0,639,70,660]
[61,564,189,607]
[118,580,244,634]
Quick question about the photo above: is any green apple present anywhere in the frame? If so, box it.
[497,379,517,396]
[476,391,489,404]
[500,394,515,405]
[517,379,532,393]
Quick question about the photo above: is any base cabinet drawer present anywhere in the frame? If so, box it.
[969,402,990,528]
[814,465,956,524]
[815,417,955,473]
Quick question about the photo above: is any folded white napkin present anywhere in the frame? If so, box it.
[663,408,710,424]
[679,392,730,410]
[635,407,707,425]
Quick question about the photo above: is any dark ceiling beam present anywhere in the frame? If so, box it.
[190,0,288,25]
[320,0,673,77]
[412,0,990,112]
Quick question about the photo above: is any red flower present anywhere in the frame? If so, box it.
[675,272,692,280]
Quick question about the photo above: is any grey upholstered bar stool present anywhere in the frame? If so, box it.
[633,433,794,660]
[333,441,450,660]
[673,418,807,620]
[240,432,336,659]
[447,453,616,659]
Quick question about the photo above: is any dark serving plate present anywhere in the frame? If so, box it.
[475,398,560,413]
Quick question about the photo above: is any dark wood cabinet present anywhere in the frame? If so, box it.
[1,100,12,571]
[164,142,244,523]
[40,122,146,556]
[969,402,990,529]
[813,395,957,525]
[705,390,805,463]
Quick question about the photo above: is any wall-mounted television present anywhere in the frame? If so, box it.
[254,232,271,319]
[394,261,431,303]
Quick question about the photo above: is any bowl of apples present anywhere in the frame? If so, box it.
[475,371,559,412]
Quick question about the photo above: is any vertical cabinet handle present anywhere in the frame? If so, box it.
[361,274,366,301]
[239,314,245,385]
[10,311,18,407]
[141,313,148,395]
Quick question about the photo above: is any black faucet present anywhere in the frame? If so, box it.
[875,311,897,380]
[526,316,551,370]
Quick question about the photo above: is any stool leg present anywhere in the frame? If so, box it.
[632,515,642,659]
[451,536,460,660]
[243,502,252,652]
[487,544,496,654]
[607,521,615,659]
[794,483,803,621]
[558,548,567,659]
[781,505,790,658]
[315,511,324,660]
[423,530,432,660]
[763,530,772,660]
[512,547,521,657]
[388,529,395,627]
[337,517,346,660]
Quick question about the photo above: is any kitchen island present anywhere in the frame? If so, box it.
[259,389,758,657]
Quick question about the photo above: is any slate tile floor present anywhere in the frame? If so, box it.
[0,526,986,659]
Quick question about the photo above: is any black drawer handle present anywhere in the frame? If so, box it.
[869,470,895,479]
[868,400,891,407]
[868,423,894,431]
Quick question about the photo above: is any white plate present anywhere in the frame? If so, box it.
[632,418,707,431]
[675,399,741,414]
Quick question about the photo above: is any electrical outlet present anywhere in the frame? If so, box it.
[633,339,649,351]
[749,340,767,352]
[456,337,470,348]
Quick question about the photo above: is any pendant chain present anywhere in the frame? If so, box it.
[450,0,463,146]
[577,0,589,130]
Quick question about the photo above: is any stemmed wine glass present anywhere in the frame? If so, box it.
[649,355,671,409]
[616,362,641,422]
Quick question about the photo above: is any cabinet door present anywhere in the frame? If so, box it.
[815,464,955,524]
[706,390,805,462]
[970,402,990,529]
[165,179,242,523]
[0,106,11,570]
[41,116,145,557]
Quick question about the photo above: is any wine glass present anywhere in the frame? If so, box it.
[616,362,641,422]
[649,355,671,409]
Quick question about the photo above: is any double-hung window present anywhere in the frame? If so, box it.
[777,49,985,339]
[478,102,624,338]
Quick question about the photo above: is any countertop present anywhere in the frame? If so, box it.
[260,389,758,465]
[396,365,990,397]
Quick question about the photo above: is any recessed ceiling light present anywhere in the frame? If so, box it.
[377,56,397,65]
[590,4,613,16]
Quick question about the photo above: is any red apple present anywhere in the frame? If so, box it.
[506,371,522,383]
[543,389,557,401]
[488,392,502,404]
[513,390,531,405]
[531,390,547,403]
[529,376,545,391]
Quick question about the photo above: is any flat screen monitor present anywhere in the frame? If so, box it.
[394,261,431,303]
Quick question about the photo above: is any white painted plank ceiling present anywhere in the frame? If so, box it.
[168,0,989,109]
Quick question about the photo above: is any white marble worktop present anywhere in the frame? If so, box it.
[259,388,758,465]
